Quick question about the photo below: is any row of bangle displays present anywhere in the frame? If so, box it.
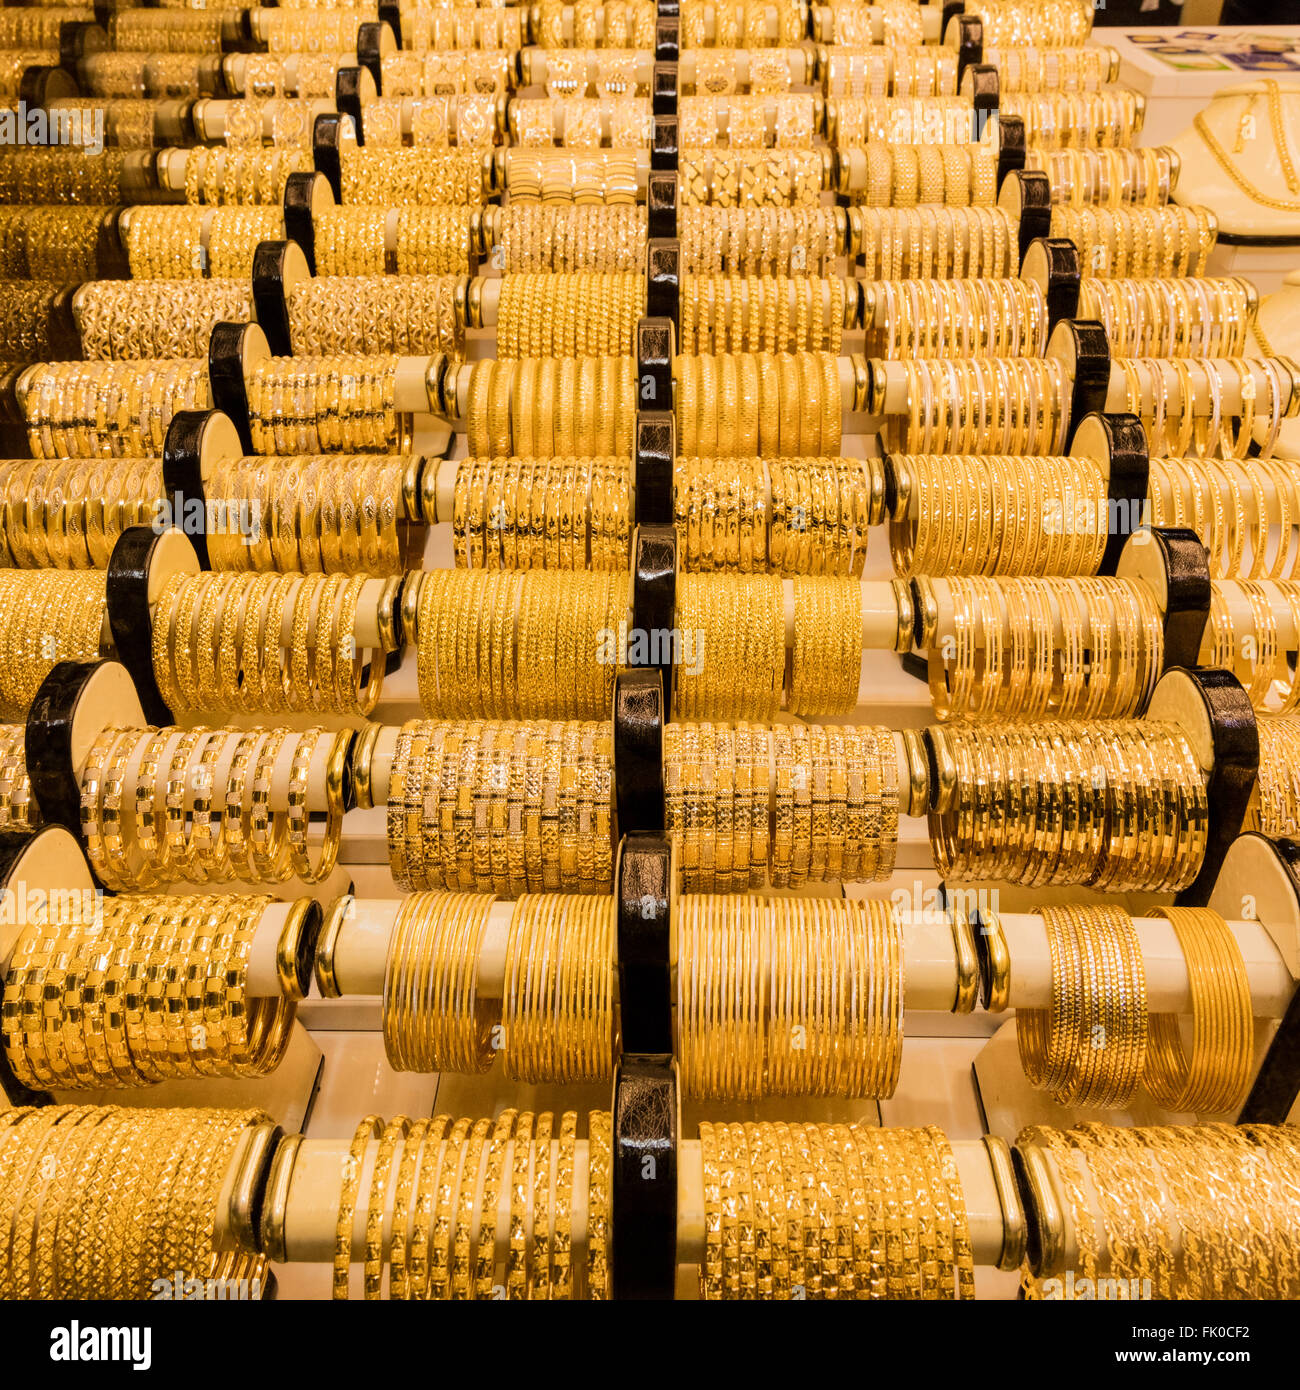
[13,349,1287,463]
[8,268,1256,369]
[8,448,1300,585]
[0,194,1187,289]
[0,888,1266,1116]
[13,560,1300,721]
[0,135,1178,209]
[0,0,1098,64]
[1,43,1134,106]
[5,1104,1296,1301]
[11,708,1300,892]
[0,87,1146,153]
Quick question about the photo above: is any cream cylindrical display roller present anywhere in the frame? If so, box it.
[357,721,922,821]
[268,1134,1010,1268]
[315,895,968,1013]
[445,355,862,427]
[1104,356,1300,422]
[986,910,1294,1015]
[191,97,335,143]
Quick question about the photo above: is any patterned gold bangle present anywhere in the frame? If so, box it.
[333,1116,381,1300]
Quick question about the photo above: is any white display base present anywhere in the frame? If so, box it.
[1113,24,1300,146]
[973,1018,1201,1145]
[1207,239,1300,298]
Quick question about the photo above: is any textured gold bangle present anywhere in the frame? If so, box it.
[333,1115,381,1300]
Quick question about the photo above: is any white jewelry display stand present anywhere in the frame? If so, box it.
[1173,82,1300,294]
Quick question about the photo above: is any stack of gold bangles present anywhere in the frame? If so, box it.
[886,358,1070,455]
[82,50,211,99]
[1077,276,1254,357]
[0,570,107,716]
[833,95,980,146]
[510,96,651,148]
[204,455,415,574]
[0,458,162,568]
[680,206,844,274]
[0,724,33,829]
[923,575,1164,720]
[414,569,626,719]
[973,0,1094,45]
[263,10,370,52]
[0,206,110,280]
[286,276,463,358]
[675,350,843,457]
[443,457,632,570]
[664,720,901,888]
[889,453,1109,577]
[464,356,637,457]
[1001,88,1144,149]
[1016,904,1149,1108]
[109,8,222,52]
[219,96,316,150]
[681,274,849,353]
[679,93,816,148]
[856,205,1016,278]
[3,894,300,1088]
[674,456,878,574]
[356,94,500,151]
[1205,579,1300,710]
[0,1107,270,1299]
[1249,714,1300,836]
[495,272,643,356]
[380,50,512,98]
[404,3,529,49]
[864,277,1047,357]
[928,719,1208,891]
[240,51,344,99]
[1147,455,1300,578]
[81,724,349,887]
[0,282,64,364]
[844,144,999,207]
[678,0,805,47]
[246,355,409,455]
[671,573,864,719]
[74,280,254,360]
[380,891,616,1082]
[822,44,958,97]
[125,205,285,280]
[492,204,647,272]
[503,149,640,203]
[387,718,614,894]
[1050,205,1214,278]
[532,47,643,93]
[152,573,396,717]
[1116,356,1289,461]
[1026,146,1172,206]
[987,45,1115,94]
[340,147,487,206]
[698,1122,975,1299]
[678,895,903,1099]
[1018,1123,1300,1299]
[0,150,129,205]
[21,359,211,457]
[182,147,312,205]
[312,206,476,277]
[332,1109,611,1300]
[680,149,824,206]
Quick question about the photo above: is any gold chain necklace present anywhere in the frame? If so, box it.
[1195,85,1300,212]
[1267,80,1300,194]
[1253,311,1279,357]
